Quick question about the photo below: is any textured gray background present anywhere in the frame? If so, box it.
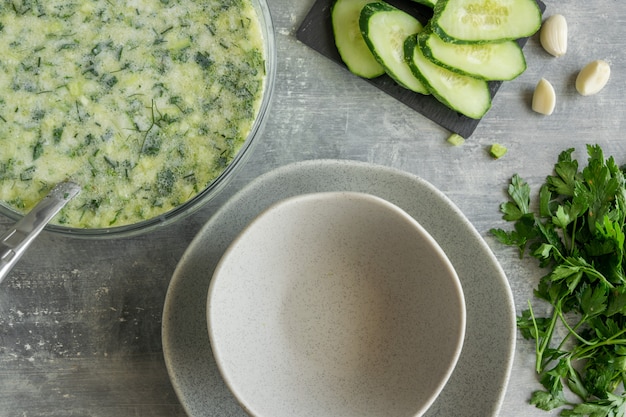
[1,0,624,416]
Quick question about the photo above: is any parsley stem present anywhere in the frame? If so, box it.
[573,336,626,359]
[532,300,560,373]
[580,266,615,289]
[557,310,593,347]
[568,216,578,255]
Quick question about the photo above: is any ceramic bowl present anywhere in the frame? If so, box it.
[207,191,466,417]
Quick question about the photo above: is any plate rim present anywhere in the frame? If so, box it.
[162,159,516,417]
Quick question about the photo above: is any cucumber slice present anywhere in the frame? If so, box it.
[360,2,429,94]
[418,28,526,80]
[432,0,542,43]
[404,34,491,119]
[331,0,385,79]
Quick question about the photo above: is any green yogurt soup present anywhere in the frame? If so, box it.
[0,0,267,229]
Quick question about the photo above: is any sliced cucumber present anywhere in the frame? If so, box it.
[331,0,385,79]
[404,33,491,119]
[432,0,542,43]
[360,2,429,94]
[408,0,438,7]
[418,28,526,80]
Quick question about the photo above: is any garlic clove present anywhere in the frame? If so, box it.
[532,78,556,116]
[576,60,611,96]
[540,14,568,57]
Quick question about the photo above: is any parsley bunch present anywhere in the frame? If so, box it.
[491,145,626,417]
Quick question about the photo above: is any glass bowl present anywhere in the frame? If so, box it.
[0,0,276,239]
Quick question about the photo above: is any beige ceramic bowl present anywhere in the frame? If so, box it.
[207,191,466,417]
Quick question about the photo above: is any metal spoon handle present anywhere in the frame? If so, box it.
[0,182,81,284]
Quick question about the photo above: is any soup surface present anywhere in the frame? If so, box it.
[0,0,266,228]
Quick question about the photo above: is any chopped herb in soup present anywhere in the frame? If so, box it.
[0,0,266,228]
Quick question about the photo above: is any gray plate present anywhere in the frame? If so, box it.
[162,159,516,417]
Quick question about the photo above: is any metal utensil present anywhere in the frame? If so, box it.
[0,181,81,284]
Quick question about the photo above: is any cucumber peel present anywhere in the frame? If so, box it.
[360,2,429,94]
[408,0,438,7]
[331,0,385,79]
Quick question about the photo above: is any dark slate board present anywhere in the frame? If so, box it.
[296,0,546,138]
